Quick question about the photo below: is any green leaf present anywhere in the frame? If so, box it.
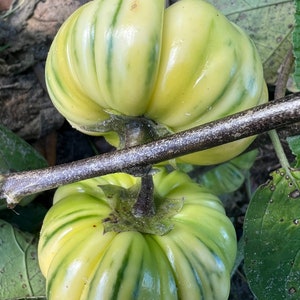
[0,125,48,209]
[199,150,258,195]
[0,125,47,173]
[293,0,300,89]
[207,0,295,87]
[244,168,300,299]
[0,219,45,299]
[287,135,300,168]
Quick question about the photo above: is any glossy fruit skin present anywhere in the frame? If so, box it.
[38,169,237,300]
[45,0,268,165]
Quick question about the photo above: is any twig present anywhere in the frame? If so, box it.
[1,94,300,206]
[269,46,298,187]
[275,47,295,100]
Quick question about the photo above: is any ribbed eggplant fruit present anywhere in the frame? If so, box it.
[38,169,237,299]
[45,0,268,165]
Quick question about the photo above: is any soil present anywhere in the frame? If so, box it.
[0,0,89,139]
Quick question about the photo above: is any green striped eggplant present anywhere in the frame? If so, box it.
[45,0,268,165]
[38,169,237,300]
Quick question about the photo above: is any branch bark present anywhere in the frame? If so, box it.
[1,93,300,206]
